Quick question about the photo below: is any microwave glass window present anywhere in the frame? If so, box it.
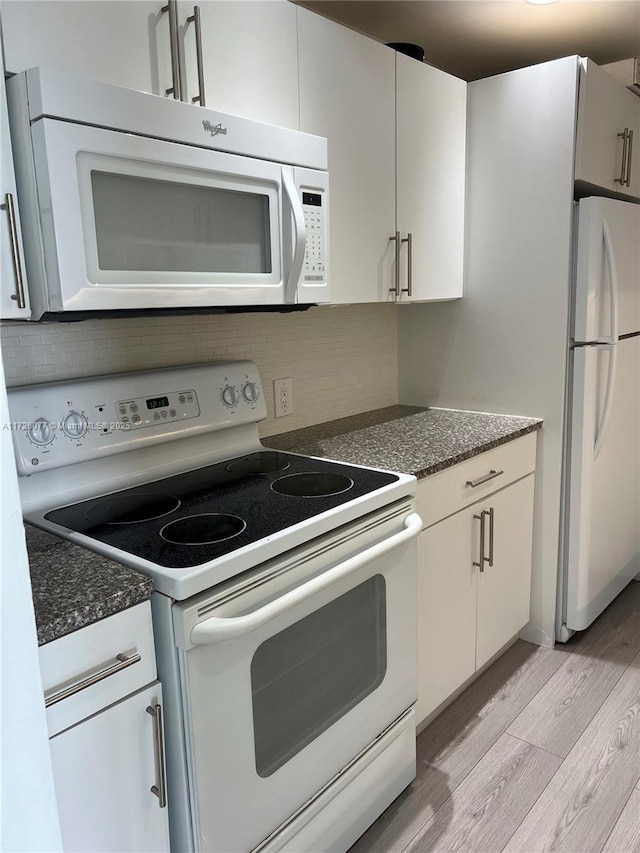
[250,575,387,778]
[90,171,272,273]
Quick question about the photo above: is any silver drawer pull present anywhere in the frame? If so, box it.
[44,651,141,707]
[146,704,168,808]
[466,469,504,488]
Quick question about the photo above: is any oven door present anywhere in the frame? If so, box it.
[173,504,420,853]
[28,118,328,313]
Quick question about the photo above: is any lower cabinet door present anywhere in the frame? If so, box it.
[49,682,169,853]
[476,475,535,669]
[417,512,477,726]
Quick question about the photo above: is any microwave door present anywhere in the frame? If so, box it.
[27,119,290,313]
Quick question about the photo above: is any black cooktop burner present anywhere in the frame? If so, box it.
[160,513,246,545]
[271,472,353,498]
[45,450,399,569]
[85,494,181,525]
[225,451,290,476]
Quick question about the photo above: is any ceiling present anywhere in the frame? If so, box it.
[295,0,640,81]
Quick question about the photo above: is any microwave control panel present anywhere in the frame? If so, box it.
[302,191,327,283]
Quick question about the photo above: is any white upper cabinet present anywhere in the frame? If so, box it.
[298,7,466,304]
[1,0,300,128]
[1,1,175,95]
[575,58,640,201]
[179,1,299,128]
[298,7,396,304]
[396,53,466,301]
[0,31,31,318]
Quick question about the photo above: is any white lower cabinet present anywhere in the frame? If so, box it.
[50,682,169,853]
[40,602,170,852]
[416,434,537,727]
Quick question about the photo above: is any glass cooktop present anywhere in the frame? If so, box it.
[45,451,399,568]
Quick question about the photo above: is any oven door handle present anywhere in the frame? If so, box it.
[190,512,422,646]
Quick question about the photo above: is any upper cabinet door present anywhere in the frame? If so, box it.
[0,32,31,318]
[575,58,640,201]
[298,7,396,304]
[180,1,299,129]
[396,53,467,301]
[1,1,175,96]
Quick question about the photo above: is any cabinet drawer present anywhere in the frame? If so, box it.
[39,601,156,736]
[417,432,537,528]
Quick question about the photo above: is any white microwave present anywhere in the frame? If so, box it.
[6,67,329,319]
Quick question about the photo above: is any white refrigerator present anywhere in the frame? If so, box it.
[561,196,640,640]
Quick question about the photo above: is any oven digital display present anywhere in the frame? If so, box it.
[302,192,322,207]
[146,396,169,410]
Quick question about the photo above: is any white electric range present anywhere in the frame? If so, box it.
[9,361,420,853]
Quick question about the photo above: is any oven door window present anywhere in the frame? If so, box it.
[250,575,387,778]
[90,171,272,274]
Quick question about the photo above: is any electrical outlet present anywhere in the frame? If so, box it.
[274,378,293,417]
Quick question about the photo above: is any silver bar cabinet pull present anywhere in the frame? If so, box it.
[625,129,634,188]
[615,128,630,185]
[146,703,168,808]
[389,231,401,297]
[44,651,141,707]
[473,511,486,571]
[161,0,182,100]
[187,6,206,106]
[401,232,412,297]
[1,193,27,309]
[488,506,495,567]
[466,469,504,489]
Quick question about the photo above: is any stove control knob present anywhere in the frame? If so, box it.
[242,381,259,404]
[221,385,238,408]
[62,411,88,439]
[27,417,54,446]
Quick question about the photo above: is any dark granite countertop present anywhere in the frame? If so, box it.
[26,525,153,646]
[265,406,542,479]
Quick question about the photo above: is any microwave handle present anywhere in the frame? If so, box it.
[190,512,422,646]
[281,167,307,303]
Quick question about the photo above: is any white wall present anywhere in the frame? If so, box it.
[1,303,398,437]
[398,57,580,647]
[0,347,62,852]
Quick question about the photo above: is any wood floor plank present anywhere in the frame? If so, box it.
[404,733,562,853]
[602,790,640,853]
[631,651,640,669]
[502,666,640,853]
[507,583,640,757]
[349,641,566,853]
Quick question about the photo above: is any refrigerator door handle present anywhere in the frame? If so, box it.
[598,220,620,345]
[593,343,618,459]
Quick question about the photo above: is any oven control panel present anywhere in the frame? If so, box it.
[115,389,200,429]
[7,360,267,475]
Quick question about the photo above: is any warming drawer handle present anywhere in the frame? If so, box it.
[190,512,423,647]
[44,651,141,707]
[466,469,504,488]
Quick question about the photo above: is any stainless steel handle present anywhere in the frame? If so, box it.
[466,469,504,488]
[488,506,495,568]
[187,6,206,106]
[1,193,27,309]
[161,0,181,100]
[473,511,486,572]
[44,651,141,707]
[625,129,634,187]
[615,128,630,185]
[389,231,400,296]
[401,232,412,297]
[146,704,168,808]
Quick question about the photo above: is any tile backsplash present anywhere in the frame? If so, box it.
[0,304,398,437]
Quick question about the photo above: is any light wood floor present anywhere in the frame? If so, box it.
[351,581,640,853]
